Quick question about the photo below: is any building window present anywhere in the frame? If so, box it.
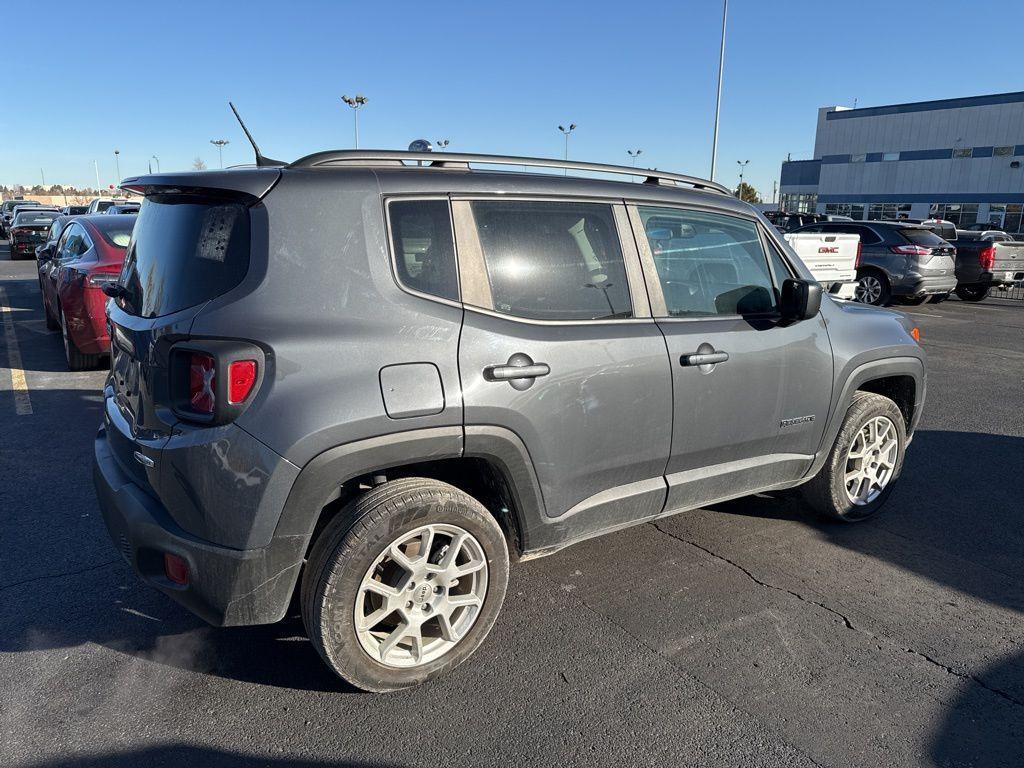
[929,203,979,227]
[882,152,899,161]
[987,203,1023,233]
[868,203,911,220]
[994,146,1014,157]
[780,193,817,213]
[952,147,974,158]
[824,203,866,220]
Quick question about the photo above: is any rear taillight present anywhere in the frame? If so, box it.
[189,353,216,414]
[228,360,257,404]
[890,244,933,257]
[9,227,26,240]
[855,242,862,268]
[979,246,996,271]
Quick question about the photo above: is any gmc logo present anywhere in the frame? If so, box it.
[818,246,840,254]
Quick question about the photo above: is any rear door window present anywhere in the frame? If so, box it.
[898,228,947,247]
[118,197,250,318]
[467,201,632,321]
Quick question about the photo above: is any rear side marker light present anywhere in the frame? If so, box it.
[855,242,862,268]
[189,353,216,414]
[228,360,257,404]
[910,327,921,342]
[164,553,190,586]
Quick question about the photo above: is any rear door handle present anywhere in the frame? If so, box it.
[681,351,729,366]
[489,363,550,380]
[485,353,550,391]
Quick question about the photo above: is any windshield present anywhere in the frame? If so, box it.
[899,228,949,247]
[118,196,250,318]
[14,212,59,226]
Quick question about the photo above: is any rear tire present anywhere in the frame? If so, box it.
[929,292,949,304]
[301,477,510,692]
[800,392,906,522]
[955,285,990,302]
[855,269,891,306]
[59,305,100,371]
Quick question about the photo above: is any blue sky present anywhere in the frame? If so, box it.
[1,0,1021,197]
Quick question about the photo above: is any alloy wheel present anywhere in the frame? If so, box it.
[354,523,488,668]
[856,275,882,304]
[844,416,899,505]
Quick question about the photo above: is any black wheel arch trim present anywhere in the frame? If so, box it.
[803,356,925,481]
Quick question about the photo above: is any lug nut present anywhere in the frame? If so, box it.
[408,581,415,590]
[406,601,413,609]
[434,585,443,594]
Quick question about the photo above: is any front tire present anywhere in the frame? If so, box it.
[855,270,891,306]
[955,285,990,302]
[301,477,510,692]
[800,392,906,522]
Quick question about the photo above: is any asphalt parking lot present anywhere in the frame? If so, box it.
[1,244,1021,768]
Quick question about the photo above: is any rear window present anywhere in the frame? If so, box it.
[898,228,948,247]
[14,212,58,226]
[92,217,136,248]
[118,197,250,318]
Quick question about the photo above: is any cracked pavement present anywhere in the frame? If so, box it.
[1,250,1022,767]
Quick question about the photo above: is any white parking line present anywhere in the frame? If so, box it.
[0,286,33,415]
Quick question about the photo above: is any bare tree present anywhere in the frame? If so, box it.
[192,157,207,171]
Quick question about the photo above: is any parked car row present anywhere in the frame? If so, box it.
[10,200,139,370]
[787,219,1024,305]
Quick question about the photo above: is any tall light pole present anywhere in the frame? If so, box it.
[210,139,230,169]
[627,149,643,167]
[341,94,368,148]
[436,139,449,151]
[736,159,749,198]
[40,168,46,187]
[710,0,728,181]
[152,155,160,173]
[94,160,102,196]
[113,149,121,184]
[558,123,576,174]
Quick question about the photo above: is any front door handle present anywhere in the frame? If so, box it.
[485,353,550,391]
[681,351,729,366]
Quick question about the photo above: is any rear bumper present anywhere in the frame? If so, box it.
[893,273,958,297]
[93,426,304,626]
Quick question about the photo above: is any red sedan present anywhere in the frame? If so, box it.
[39,215,136,370]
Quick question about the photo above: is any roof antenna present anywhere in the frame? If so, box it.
[229,102,285,167]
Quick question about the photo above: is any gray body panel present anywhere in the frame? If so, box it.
[93,160,928,627]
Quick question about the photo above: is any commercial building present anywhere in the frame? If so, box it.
[778,91,1024,233]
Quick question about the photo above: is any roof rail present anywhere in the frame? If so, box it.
[288,150,732,195]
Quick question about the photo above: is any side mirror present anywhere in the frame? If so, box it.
[101,283,127,299]
[780,278,822,320]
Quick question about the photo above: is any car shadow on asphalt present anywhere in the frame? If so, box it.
[14,745,401,767]
[710,428,1024,767]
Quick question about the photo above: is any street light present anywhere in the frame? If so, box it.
[341,94,369,148]
[710,0,728,181]
[210,139,230,169]
[113,149,121,183]
[627,149,643,167]
[436,139,450,151]
[558,123,576,174]
[152,155,160,173]
[736,159,749,197]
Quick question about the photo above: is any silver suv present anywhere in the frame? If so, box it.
[93,151,926,691]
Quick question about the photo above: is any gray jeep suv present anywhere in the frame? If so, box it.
[93,151,926,692]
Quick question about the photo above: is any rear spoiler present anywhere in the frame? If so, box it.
[119,169,281,202]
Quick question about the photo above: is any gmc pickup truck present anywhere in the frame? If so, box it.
[784,231,860,299]
[949,230,1024,301]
